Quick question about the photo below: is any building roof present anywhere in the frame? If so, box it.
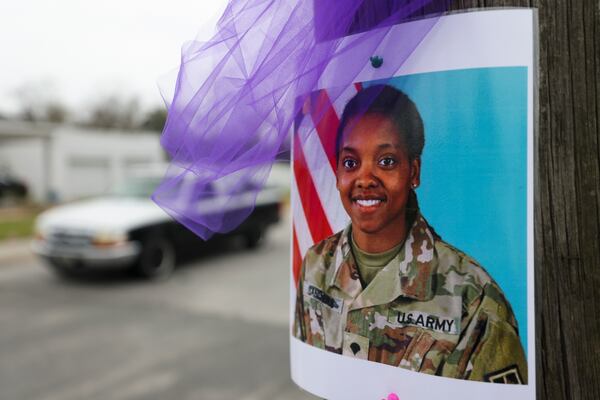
[0,120,161,140]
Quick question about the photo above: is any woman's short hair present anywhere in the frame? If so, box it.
[335,84,424,162]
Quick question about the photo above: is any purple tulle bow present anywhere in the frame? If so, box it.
[153,0,451,239]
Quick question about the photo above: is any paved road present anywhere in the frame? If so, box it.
[0,219,316,400]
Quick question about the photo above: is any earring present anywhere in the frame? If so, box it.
[411,183,418,189]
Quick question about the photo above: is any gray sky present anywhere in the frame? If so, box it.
[0,0,228,115]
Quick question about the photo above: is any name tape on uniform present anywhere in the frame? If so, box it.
[305,284,343,314]
[388,309,459,335]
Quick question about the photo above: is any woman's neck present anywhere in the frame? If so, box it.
[352,219,408,253]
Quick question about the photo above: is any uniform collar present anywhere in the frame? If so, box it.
[326,203,438,306]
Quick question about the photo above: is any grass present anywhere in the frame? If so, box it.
[0,209,40,241]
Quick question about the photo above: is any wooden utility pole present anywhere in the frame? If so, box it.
[452,2,600,399]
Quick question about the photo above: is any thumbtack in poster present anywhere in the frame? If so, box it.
[290,9,536,400]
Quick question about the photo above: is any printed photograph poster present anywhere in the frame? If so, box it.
[290,9,536,400]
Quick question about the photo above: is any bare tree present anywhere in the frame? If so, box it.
[86,95,141,130]
[13,80,68,123]
[44,102,69,123]
[141,108,167,132]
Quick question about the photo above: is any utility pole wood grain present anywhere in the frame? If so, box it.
[450,2,600,399]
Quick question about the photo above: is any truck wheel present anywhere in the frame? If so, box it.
[46,260,77,280]
[136,235,176,279]
[245,228,264,249]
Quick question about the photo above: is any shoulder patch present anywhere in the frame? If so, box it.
[484,365,523,384]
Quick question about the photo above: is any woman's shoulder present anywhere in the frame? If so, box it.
[433,239,500,304]
[307,231,344,255]
[302,230,345,273]
[434,239,493,287]
[433,239,516,324]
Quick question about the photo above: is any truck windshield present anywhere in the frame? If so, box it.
[110,177,163,198]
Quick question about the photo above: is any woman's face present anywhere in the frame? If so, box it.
[336,113,420,239]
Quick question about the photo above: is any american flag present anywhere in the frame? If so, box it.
[291,82,364,286]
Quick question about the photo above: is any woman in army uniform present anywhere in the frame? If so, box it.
[293,84,528,384]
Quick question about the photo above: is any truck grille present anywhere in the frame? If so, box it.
[47,231,93,248]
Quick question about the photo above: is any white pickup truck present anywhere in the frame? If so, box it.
[32,168,287,279]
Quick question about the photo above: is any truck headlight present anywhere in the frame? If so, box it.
[92,232,128,247]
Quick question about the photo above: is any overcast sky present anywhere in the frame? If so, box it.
[0,0,228,115]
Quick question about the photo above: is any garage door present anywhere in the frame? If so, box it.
[66,157,111,199]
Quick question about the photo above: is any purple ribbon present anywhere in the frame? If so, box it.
[153,0,451,239]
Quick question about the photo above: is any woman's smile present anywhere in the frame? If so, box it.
[352,194,386,211]
[355,198,383,207]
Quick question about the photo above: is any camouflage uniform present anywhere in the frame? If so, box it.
[293,210,528,384]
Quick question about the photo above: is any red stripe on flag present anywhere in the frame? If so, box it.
[292,227,302,287]
[293,133,333,243]
[354,82,363,91]
[311,90,340,171]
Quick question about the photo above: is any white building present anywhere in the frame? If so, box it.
[0,120,166,203]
